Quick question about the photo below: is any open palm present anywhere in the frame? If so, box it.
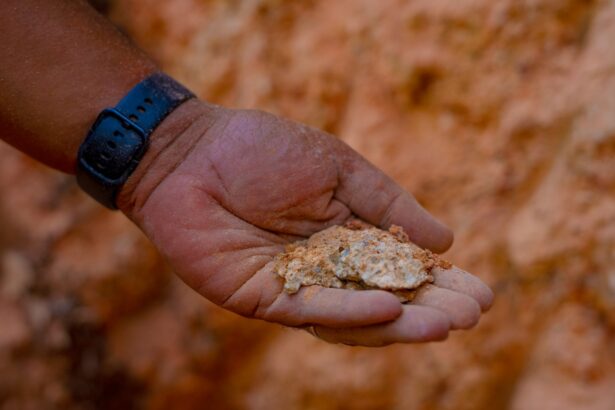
[119,101,493,346]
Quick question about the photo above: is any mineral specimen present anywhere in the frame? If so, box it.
[273,220,452,302]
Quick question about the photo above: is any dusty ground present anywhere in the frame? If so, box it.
[2,0,615,408]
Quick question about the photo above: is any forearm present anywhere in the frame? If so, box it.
[0,0,156,173]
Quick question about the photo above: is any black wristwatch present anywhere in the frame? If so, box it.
[76,72,195,209]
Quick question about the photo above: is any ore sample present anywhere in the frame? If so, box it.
[273,220,452,302]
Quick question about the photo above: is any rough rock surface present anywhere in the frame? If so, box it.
[274,221,449,301]
[2,0,615,409]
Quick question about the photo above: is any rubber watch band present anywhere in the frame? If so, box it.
[76,72,195,209]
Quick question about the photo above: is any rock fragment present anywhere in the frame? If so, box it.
[274,220,452,302]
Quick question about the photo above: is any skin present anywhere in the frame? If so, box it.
[117,100,493,346]
[1,0,493,346]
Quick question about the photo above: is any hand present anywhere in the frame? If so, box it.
[118,99,493,347]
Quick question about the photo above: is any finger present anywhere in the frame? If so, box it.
[432,267,494,312]
[262,285,404,328]
[311,305,450,346]
[412,285,481,329]
[333,143,453,253]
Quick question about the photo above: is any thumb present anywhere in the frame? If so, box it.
[332,141,453,253]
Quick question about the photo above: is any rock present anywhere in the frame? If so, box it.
[273,220,451,302]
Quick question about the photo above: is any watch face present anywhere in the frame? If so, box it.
[80,109,147,182]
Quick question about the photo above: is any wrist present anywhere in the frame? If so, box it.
[116,99,224,220]
[65,63,157,173]
[77,72,200,209]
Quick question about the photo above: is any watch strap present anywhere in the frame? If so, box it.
[76,72,195,209]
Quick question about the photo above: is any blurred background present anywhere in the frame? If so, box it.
[1,0,615,408]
